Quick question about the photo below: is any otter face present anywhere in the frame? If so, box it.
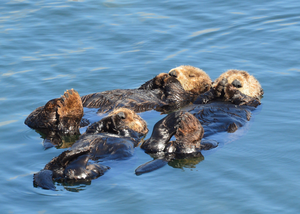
[168,65,211,95]
[213,69,263,99]
[109,108,148,135]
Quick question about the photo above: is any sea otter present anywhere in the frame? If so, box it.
[81,65,211,113]
[33,107,148,190]
[25,89,83,135]
[135,111,218,175]
[191,69,263,136]
[194,69,263,107]
[25,65,211,135]
[135,70,264,174]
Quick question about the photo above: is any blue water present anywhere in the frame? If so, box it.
[1,0,300,213]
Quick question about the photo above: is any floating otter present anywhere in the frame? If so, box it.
[26,68,263,183]
[191,69,263,136]
[25,89,83,135]
[25,65,211,136]
[135,70,264,174]
[194,69,263,107]
[81,65,211,113]
[33,107,148,190]
[135,111,218,175]
[24,89,85,149]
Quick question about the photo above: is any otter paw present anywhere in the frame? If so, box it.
[154,73,169,87]
[224,84,239,100]
[153,111,183,137]
[214,78,228,97]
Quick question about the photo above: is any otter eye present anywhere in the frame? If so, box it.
[232,79,242,88]
[117,112,126,119]
[189,74,195,78]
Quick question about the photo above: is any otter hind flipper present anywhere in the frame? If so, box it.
[33,170,56,190]
[135,158,169,175]
[63,155,109,181]
[200,140,219,150]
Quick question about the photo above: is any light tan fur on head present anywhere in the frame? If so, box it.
[109,108,148,135]
[213,69,263,99]
[168,65,212,95]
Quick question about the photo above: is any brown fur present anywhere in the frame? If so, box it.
[25,89,83,133]
[173,112,203,152]
[175,112,203,145]
[56,89,83,119]
[168,65,212,95]
[109,108,148,135]
[213,69,263,99]
[153,73,169,88]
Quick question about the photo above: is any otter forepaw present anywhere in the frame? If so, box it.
[239,99,261,108]
[214,78,228,97]
[154,73,169,87]
[172,111,185,130]
[224,83,239,100]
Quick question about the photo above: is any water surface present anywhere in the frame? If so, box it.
[1,0,300,213]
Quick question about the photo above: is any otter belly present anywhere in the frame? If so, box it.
[81,89,166,113]
[184,101,261,138]
[71,133,135,161]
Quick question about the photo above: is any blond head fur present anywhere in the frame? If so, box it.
[168,65,212,95]
[109,108,148,135]
[213,69,263,99]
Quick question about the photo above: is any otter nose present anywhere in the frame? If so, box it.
[232,79,242,88]
[169,70,178,78]
[117,112,126,119]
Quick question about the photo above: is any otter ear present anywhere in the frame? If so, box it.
[117,112,126,119]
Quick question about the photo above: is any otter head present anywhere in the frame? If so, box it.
[213,69,263,99]
[108,108,148,136]
[168,65,211,95]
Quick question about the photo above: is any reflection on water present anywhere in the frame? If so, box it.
[48,180,90,193]
[168,153,204,169]
[42,133,80,149]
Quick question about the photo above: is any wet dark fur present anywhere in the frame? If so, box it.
[141,111,206,154]
[186,102,254,137]
[25,89,83,135]
[81,75,196,113]
[135,111,217,175]
[135,71,264,175]
[192,73,263,134]
[33,111,148,190]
